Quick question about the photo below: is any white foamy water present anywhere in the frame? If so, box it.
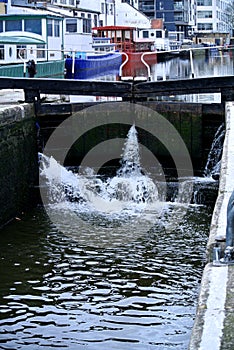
[40,126,159,215]
[39,125,196,246]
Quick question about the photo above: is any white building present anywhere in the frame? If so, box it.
[194,0,231,43]
[99,0,150,28]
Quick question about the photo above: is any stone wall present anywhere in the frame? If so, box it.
[0,104,38,227]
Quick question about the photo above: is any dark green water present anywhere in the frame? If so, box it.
[0,204,211,349]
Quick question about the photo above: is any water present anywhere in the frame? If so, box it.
[0,206,211,350]
[204,123,225,178]
[0,125,215,349]
[71,50,234,103]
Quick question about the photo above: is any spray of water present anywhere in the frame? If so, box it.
[39,125,159,218]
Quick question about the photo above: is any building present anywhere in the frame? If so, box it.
[195,0,231,44]
[139,0,191,36]
[139,0,231,43]
[138,0,156,18]
[99,0,150,27]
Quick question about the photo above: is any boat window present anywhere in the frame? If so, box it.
[83,18,91,33]
[17,45,26,59]
[0,21,3,33]
[5,19,22,32]
[9,47,12,58]
[156,31,162,38]
[37,44,45,59]
[142,31,149,38]
[47,19,53,36]
[66,19,77,33]
[24,19,42,35]
[125,31,130,39]
[0,45,4,60]
[54,20,60,37]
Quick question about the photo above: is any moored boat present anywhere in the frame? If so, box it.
[64,51,122,79]
[92,26,159,68]
[0,13,65,78]
[64,37,122,79]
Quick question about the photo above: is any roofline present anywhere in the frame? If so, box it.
[0,13,63,20]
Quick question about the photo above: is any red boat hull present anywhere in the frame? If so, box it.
[124,51,157,65]
[121,51,157,78]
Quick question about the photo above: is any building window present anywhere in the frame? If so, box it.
[25,19,42,35]
[17,45,27,59]
[54,20,60,37]
[197,11,212,18]
[69,0,75,5]
[47,19,53,36]
[5,20,22,32]
[197,23,213,30]
[66,19,77,32]
[83,18,91,33]
[197,0,212,5]
[37,44,45,59]
[0,45,4,59]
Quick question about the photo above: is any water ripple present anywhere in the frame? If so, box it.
[0,205,211,349]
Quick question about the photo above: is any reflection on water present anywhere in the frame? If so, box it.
[72,50,234,103]
[0,205,211,350]
[152,51,234,81]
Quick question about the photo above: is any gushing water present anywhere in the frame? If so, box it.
[39,125,159,219]
[204,123,225,178]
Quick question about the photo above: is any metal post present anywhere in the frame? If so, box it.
[189,49,195,78]
[72,51,75,79]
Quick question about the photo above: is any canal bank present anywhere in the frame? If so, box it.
[0,92,38,227]
[189,102,234,350]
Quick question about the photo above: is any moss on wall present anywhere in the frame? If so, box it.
[0,105,38,226]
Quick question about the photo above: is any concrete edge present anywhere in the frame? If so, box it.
[0,103,35,126]
[189,102,234,350]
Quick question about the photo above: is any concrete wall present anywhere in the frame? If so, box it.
[189,102,234,350]
[0,104,38,227]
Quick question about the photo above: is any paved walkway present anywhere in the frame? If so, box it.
[189,102,234,350]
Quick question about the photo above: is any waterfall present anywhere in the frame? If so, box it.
[204,123,225,178]
[39,125,159,214]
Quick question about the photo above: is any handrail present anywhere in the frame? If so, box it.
[140,51,155,80]
[119,52,129,78]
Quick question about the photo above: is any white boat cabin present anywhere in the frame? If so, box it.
[92,37,117,53]
[137,28,170,51]
[0,14,64,64]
